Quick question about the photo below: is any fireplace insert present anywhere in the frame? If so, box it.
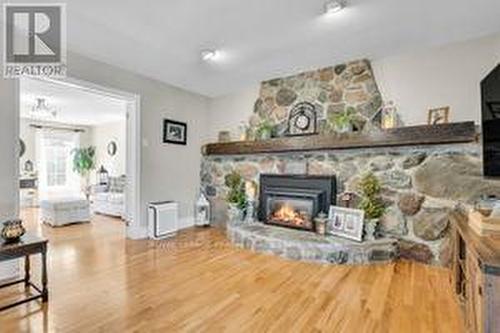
[258,174,336,231]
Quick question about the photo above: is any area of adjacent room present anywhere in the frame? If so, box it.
[19,78,128,227]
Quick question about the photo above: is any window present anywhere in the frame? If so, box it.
[44,137,69,187]
[36,130,81,198]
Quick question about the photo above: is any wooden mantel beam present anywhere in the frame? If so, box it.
[202,122,477,156]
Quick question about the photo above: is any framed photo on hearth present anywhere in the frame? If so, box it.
[327,206,364,242]
[163,119,187,145]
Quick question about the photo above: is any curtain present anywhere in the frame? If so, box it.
[36,129,81,201]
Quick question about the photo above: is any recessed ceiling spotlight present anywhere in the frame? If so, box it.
[324,0,345,15]
[201,49,219,62]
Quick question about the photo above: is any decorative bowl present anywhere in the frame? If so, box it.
[1,219,26,243]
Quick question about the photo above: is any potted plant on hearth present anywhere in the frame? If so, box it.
[224,171,247,222]
[72,146,96,200]
[358,172,385,241]
[329,106,356,134]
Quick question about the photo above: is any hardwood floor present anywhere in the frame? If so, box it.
[0,209,464,332]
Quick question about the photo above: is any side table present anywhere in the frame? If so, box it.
[0,234,48,311]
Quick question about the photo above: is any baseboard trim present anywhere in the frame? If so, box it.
[178,216,195,230]
[127,226,148,240]
[129,217,195,240]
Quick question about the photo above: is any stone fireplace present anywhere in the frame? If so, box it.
[199,58,500,267]
[201,142,500,266]
[259,174,336,231]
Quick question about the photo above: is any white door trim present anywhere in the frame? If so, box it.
[31,76,144,239]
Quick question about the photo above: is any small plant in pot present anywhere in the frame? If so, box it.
[224,171,247,222]
[329,106,356,134]
[357,173,385,241]
[255,118,274,140]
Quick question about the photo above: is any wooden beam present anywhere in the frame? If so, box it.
[202,122,477,156]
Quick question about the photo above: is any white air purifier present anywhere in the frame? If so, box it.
[148,201,178,239]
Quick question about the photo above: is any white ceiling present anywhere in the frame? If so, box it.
[9,0,500,97]
[20,78,127,126]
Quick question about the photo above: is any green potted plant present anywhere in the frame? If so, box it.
[224,171,247,222]
[255,118,274,140]
[357,173,385,241]
[72,146,96,200]
[329,106,356,133]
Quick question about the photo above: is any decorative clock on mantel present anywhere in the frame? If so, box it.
[286,102,318,136]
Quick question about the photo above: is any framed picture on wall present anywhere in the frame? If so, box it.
[427,106,450,125]
[327,206,364,242]
[163,119,187,145]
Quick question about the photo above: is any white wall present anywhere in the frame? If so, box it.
[0,50,209,250]
[0,78,19,281]
[65,52,209,231]
[373,33,500,125]
[92,120,126,177]
[206,33,500,141]
[207,86,260,142]
[0,24,19,279]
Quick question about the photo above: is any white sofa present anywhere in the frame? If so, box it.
[40,198,91,227]
[92,176,126,218]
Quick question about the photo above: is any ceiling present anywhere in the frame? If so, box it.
[20,78,127,126]
[9,0,500,97]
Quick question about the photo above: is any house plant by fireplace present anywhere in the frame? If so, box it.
[358,173,386,240]
[224,171,247,221]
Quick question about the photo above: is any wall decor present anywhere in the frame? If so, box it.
[327,206,365,242]
[163,119,187,145]
[287,102,317,136]
[428,106,450,125]
[107,141,117,156]
[19,139,25,157]
[24,160,34,173]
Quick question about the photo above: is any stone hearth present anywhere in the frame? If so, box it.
[227,220,397,265]
[200,57,500,267]
[201,143,500,266]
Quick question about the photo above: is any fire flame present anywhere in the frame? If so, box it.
[270,204,307,226]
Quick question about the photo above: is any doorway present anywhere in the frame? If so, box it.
[18,76,141,239]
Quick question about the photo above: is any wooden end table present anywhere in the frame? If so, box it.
[0,234,48,312]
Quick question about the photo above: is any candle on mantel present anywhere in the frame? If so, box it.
[381,101,397,129]
[245,181,257,201]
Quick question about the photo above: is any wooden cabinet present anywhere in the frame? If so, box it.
[465,249,484,332]
[450,212,500,333]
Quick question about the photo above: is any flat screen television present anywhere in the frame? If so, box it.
[481,64,500,177]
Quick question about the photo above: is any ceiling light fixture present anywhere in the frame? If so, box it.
[30,98,57,119]
[200,49,219,62]
[324,0,345,15]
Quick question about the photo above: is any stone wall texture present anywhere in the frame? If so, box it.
[201,143,500,267]
[250,59,383,136]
